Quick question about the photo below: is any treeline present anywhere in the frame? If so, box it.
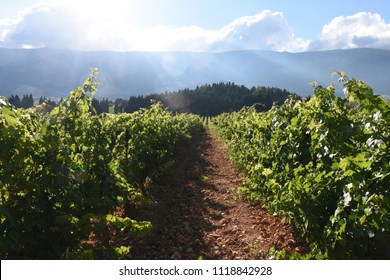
[97,82,299,116]
[7,82,298,116]
[8,94,56,108]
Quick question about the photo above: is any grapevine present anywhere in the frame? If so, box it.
[0,70,203,259]
[212,73,390,259]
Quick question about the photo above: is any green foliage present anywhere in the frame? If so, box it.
[212,74,390,259]
[115,82,297,116]
[0,70,203,259]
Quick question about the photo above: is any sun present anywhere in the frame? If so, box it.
[61,0,136,46]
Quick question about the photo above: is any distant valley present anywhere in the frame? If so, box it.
[1,47,389,99]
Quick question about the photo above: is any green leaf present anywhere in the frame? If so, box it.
[2,106,18,126]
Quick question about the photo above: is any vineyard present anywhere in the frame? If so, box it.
[212,73,390,259]
[1,71,389,259]
[0,71,203,259]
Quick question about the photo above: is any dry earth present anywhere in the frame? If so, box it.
[128,131,307,259]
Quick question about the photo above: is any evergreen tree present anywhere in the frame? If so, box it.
[101,98,109,113]
[21,94,34,109]
[92,98,102,114]
[9,95,22,108]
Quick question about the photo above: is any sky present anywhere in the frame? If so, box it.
[1,0,390,52]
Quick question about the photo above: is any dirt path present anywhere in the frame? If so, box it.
[128,131,307,259]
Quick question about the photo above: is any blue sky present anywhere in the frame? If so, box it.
[1,0,390,52]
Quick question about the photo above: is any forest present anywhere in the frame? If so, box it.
[7,82,298,116]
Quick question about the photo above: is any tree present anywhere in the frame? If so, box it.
[8,95,22,108]
[21,94,34,109]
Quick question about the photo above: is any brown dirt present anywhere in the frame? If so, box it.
[127,131,307,259]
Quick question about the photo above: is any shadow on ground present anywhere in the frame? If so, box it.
[128,131,228,259]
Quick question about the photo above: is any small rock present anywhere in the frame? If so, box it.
[171,250,182,260]
[183,222,190,232]
[287,239,295,246]
[186,247,194,253]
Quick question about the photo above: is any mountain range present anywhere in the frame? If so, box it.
[0,47,389,99]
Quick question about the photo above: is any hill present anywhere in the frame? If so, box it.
[109,82,297,117]
[0,48,389,99]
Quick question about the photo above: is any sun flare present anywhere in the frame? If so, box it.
[61,0,132,22]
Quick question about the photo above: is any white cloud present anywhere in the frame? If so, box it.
[309,12,390,50]
[124,25,218,52]
[0,3,308,52]
[4,5,390,53]
[212,10,309,52]
[0,18,15,43]
[1,3,85,48]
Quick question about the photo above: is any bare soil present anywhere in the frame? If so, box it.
[128,131,307,259]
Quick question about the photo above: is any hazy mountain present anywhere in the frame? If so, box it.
[0,47,389,99]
